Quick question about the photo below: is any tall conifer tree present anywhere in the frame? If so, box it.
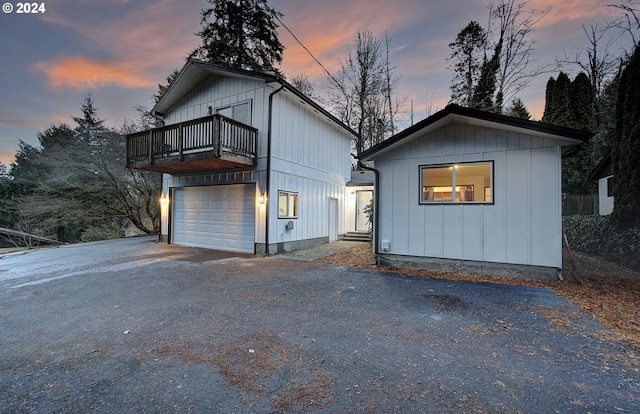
[612,45,640,225]
[191,0,284,75]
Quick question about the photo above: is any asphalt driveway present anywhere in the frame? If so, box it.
[0,237,638,413]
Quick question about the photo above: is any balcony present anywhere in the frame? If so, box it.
[126,114,258,174]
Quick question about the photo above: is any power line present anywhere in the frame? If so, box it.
[274,14,340,86]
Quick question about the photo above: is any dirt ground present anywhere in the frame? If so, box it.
[316,243,640,350]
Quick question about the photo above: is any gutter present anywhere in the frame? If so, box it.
[357,161,380,264]
[265,82,285,256]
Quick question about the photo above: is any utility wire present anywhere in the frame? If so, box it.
[274,14,341,86]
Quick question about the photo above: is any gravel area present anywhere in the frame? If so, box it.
[317,242,640,350]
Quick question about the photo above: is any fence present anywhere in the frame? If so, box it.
[562,194,598,216]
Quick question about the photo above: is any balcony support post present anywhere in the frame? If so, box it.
[213,116,221,158]
[178,125,184,162]
[148,130,153,165]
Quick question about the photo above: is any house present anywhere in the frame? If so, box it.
[126,59,360,255]
[359,104,591,280]
[589,150,614,215]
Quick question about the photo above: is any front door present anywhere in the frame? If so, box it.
[356,190,373,231]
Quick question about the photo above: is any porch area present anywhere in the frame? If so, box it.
[126,114,258,174]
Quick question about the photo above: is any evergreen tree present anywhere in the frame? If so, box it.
[449,21,487,106]
[8,96,161,243]
[542,72,572,125]
[542,72,597,194]
[154,69,180,105]
[612,45,640,225]
[471,36,503,112]
[190,0,284,75]
[571,72,595,131]
[505,98,531,119]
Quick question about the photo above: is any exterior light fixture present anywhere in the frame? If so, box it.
[160,195,169,206]
[258,193,266,205]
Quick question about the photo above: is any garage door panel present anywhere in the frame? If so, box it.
[172,184,255,253]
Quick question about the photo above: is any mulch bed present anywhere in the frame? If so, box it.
[316,243,640,349]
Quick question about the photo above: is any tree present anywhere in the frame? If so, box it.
[610,0,640,46]
[449,21,487,106]
[327,30,399,156]
[287,73,320,101]
[471,35,503,111]
[612,44,640,225]
[542,72,572,126]
[190,0,284,75]
[450,1,548,112]
[491,0,549,108]
[8,96,161,242]
[154,69,180,105]
[543,72,597,194]
[505,97,531,119]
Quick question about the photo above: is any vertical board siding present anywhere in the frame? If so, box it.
[505,149,531,264]
[530,146,562,267]
[268,91,351,244]
[159,75,353,249]
[375,122,564,269]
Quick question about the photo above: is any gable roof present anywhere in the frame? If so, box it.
[153,59,357,138]
[359,104,592,161]
[589,150,613,180]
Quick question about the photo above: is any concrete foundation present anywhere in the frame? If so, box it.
[377,254,560,281]
[256,236,334,256]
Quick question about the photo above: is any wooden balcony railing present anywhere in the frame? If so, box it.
[126,114,258,173]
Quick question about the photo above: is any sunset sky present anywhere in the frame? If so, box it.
[0,0,629,167]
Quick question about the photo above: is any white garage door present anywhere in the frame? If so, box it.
[172,184,255,253]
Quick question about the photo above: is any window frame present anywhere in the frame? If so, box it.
[278,190,299,218]
[419,161,494,205]
[215,99,252,126]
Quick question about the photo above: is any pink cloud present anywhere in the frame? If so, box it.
[33,57,154,90]
[40,0,200,77]
[278,0,425,77]
[531,0,611,27]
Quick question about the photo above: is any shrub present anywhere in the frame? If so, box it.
[563,215,640,270]
[80,224,123,242]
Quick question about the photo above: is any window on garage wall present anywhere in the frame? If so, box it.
[420,162,493,204]
[216,100,252,125]
[278,191,298,218]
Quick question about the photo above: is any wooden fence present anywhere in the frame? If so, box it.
[562,194,598,216]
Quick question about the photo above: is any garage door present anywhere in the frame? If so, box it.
[172,184,255,253]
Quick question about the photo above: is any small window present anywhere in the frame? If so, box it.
[420,162,493,204]
[607,176,613,198]
[216,101,252,125]
[278,191,298,218]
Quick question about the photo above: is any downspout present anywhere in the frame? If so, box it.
[357,161,380,265]
[265,82,285,256]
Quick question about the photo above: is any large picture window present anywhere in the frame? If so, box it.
[278,191,298,218]
[420,162,493,204]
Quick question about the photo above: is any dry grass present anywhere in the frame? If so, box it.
[317,243,640,349]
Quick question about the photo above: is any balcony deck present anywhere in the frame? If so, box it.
[126,114,258,174]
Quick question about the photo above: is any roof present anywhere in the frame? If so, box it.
[153,60,277,116]
[589,150,613,180]
[153,59,357,138]
[359,104,593,161]
[347,169,375,186]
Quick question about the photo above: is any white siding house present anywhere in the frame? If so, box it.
[590,151,614,216]
[360,105,590,280]
[126,60,357,254]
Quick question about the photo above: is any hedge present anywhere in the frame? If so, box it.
[562,215,640,270]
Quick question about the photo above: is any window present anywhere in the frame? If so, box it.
[278,191,298,218]
[607,176,613,198]
[420,162,493,204]
[216,101,252,125]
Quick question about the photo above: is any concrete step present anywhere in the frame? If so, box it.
[342,231,372,242]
